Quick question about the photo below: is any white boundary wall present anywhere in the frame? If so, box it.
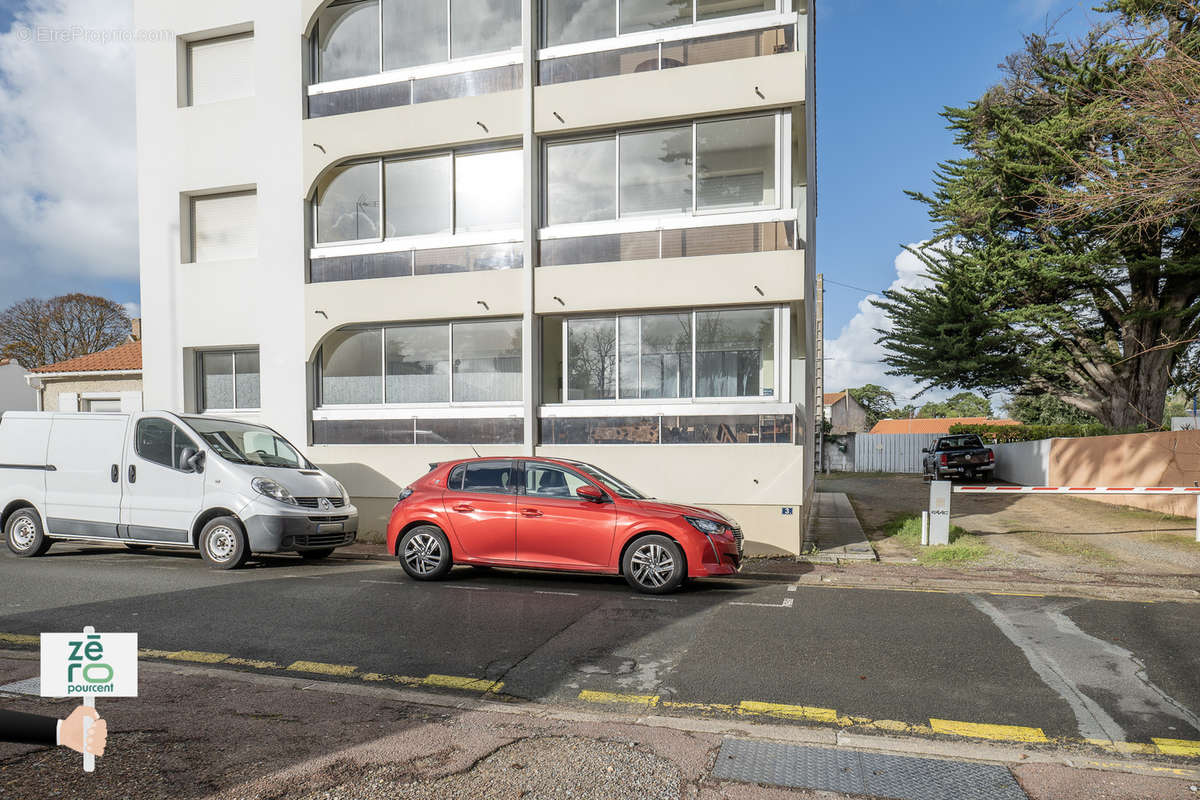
[991,440,1051,485]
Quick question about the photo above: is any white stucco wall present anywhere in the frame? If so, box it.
[991,440,1052,486]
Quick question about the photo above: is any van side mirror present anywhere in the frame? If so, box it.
[576,485,605,503]
[179,448,204,473]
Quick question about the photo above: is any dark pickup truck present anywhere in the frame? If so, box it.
[922,434,995,481]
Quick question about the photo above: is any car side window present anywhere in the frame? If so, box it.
[457,462,515,495]
[525,464,589,499]
[136,418,198,471]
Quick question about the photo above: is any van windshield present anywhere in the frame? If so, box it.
[182,418,310,469]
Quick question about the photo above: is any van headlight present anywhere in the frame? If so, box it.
[252,477,297,505]
[334,480,350,504]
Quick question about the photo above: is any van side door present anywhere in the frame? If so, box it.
[120,417,205,544]
[44,414,131,539]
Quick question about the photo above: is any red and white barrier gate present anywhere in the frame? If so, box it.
[923,482,1200,545]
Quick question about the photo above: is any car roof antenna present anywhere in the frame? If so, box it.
[470,445,481,458]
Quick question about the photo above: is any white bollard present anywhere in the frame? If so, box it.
[928,481,951,546]
[921,510,929,546]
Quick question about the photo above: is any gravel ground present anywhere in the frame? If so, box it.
[820,474,1200,576]
[288,736,684,800]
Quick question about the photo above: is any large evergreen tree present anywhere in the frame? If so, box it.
[875,1,1200,430]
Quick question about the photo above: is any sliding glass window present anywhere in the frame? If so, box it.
[556,307,776,402]
[543,0,778,46]
[315,147,520,245]
[315,0,520,82]
[543,114,778,226]
[318,320,522,406]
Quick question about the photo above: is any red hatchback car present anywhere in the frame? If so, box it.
[386,457,743,593]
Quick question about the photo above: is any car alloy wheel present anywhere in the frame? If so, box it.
[403,532,443,576]
[630,542,676,589]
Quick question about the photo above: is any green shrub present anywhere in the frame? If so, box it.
[947,423,1114,443]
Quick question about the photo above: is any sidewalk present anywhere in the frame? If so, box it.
[1,652,1196,800]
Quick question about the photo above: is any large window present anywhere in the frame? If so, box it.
[551,307,776,402]
[187,33,254,106]
[314,147,521,245]
[544,115,777,226]
[314,0,520,83]
[190,191,257,263]
[543,0,775,46]
[199,349,261,411]
[318,319,522,406]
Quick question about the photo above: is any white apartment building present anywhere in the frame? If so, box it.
[134,0,816,554]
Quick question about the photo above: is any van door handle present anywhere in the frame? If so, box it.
[128,465,136,484]
[451,504,473,512]
[520,508,543,517]
[111,464,119,483]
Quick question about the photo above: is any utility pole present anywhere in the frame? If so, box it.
[814,273,824,473]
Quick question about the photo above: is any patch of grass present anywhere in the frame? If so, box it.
[880,514,990,564]
[1021,532,1120,564]
[1144,532,1200,553]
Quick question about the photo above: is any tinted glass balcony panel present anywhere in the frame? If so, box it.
[311,251,415,283]
[540,416,660,444]
[413,242,523,275]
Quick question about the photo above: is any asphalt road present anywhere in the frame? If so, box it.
[1,543,1198,748]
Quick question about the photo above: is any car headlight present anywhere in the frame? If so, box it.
[252,477,297,505]
[685,516,724,535]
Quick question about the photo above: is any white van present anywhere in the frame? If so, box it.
[0,411,357,569]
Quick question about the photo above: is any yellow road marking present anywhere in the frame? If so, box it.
[660,700,736,713]
[161,650,230,664]
[930,718,1048,743]
[578,690,660,706]
[360,672,421,685]
[286,660,358,677]
[224,657,282,670]
[988,592,1045,597]
[738,701,838,723]
[1152,737,1200,757]
[1083,738,1157,755]
[1085,760,1196,776]
[0,633,38,645]
[423,674,503,693]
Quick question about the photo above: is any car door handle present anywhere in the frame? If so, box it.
[111,464,119,483]
[451,504,473,512]
[520,508,543,517]
[128,464,136,484]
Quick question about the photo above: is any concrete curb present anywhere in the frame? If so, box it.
[6,649,1193,782]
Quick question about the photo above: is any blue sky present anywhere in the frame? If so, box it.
[0,0,1107,400]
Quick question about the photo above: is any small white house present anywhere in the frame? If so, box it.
[0,359,37,412]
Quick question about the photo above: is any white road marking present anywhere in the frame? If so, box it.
[631,596,677,603]
[444,584,489,591]
[787,585,798,592]
[534,590,580,596]
[360,580,406,585]
[969,594,1200,742]
[731,598,794,608]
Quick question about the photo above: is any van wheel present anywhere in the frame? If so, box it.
[299,548,335,561]
[200,517,249,570]
[623,535,685,595]
[398,525,452,581]
[6,508,50,557]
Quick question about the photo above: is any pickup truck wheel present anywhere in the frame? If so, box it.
[6,508,50,557]
[200,516,249,570]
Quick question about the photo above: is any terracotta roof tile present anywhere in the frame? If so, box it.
[868,417,1021,435]
[31,341,142,374]
[822,392,847,405]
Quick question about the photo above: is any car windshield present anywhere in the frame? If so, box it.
[571,462,647,499]
[938,435,984,450]
[182,417,310,469]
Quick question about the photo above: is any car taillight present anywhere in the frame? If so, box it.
[397,487,413,502]
[939,454,948,466]
[988,450,995,462]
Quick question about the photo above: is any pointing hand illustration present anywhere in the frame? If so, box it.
[60,705,107,756]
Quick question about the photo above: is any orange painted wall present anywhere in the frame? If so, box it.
[1048,430,1200,517]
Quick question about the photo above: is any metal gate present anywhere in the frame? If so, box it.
[853,434,940,473]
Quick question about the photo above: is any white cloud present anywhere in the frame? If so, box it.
[0,0,137,283]
[823,244,942,408]
[121,301,140,319]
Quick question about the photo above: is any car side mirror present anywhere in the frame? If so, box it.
[576,485,605,503]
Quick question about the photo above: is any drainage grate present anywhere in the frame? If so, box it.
[712,738,1028,800]
[0,677,40,696]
